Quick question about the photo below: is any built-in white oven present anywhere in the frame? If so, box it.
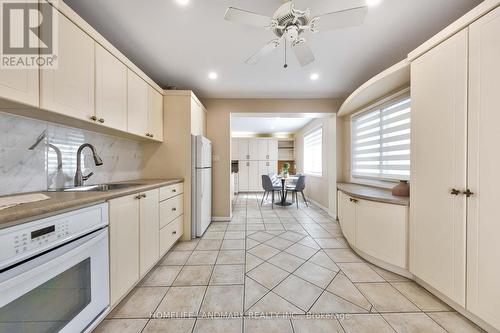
[0,203,109,333]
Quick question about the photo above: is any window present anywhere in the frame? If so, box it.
[304,127,323,176]
[351,94,411,181]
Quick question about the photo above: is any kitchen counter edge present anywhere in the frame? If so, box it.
[0,179,184,230]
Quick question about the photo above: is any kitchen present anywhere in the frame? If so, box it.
[1,0,500,333]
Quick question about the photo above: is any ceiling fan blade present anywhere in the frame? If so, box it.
[224,7,273,28]
[245,39,281,65]
[292,40,315,67]
[316,6,368,31]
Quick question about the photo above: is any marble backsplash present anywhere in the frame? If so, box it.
[0,111,143,196]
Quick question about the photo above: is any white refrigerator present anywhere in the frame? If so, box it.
[192,135,212,238]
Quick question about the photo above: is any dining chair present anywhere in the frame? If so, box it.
[285,175,308,209]
[261,175,282,209]
[269,173,281,187]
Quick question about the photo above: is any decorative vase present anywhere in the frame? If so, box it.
[392,180,410,197]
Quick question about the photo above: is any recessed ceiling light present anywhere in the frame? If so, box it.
[366,0,381,6]
[175,0,189,6]
[270,125,276,130]
[208,72,218,80]
[310,73,319,81]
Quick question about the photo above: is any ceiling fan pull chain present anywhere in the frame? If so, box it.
[284,38,288,69]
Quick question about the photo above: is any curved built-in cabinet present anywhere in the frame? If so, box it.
[337,60,410,117]
[337,183,411,278]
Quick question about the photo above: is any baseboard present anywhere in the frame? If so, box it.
[212,216,231,222]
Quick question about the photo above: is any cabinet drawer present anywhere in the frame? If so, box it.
[159,183,183,201]
[160,215,183,255]
[159,194,183,228]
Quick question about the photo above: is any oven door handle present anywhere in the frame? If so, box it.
[0,228,108,307]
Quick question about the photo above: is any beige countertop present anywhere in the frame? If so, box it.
[0,179,183,230]
[337,182,410,206]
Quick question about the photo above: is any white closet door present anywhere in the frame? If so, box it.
[409,29,468,306]
[249,161,260,191]
[467,7,500,330]
[268,139,279,161]
[257,139,269,160]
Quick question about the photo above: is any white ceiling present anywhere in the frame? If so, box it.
[231,114,323,134]
[64,0,481,99]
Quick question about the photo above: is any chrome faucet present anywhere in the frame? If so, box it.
[74,143,103,187]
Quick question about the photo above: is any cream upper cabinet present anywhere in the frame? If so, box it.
[191,99,206,136]
[410,29,468,306]
[467,7,500,330]
[95,43,127,131]
[268,139,279,160]
[231,138,239,160]
[41,12,94,121]
[238,139,250,160]
[139,189,160,277]
[249,139,259,160]
[127,70,148,137]
[257,139,269,160]
[0,69,38,108]
[148,86,164,141]
[109,194,140,306]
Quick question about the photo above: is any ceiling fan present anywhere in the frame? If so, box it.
[224,1,368,67]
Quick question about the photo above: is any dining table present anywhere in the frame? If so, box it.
[274,175,299,207]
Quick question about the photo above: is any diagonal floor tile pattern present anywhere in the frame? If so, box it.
[96,193,485,333]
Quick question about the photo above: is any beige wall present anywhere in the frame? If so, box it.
[204,98,342,219]
[295,116,338,217]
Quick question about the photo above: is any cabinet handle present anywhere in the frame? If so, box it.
[463,189,474,198]
[349,198,358,203]
[172,189,176,193]
[172,231,177,235]
[141,194,147,198]
[450,188,461,196]
[98,118,105,123]
[172,207,177,211]
[146,133,151,137]
[135,195,142,200]
[90,115,97,121]
[150,134,154,138]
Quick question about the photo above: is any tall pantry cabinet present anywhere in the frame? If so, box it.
[410,6,500,331]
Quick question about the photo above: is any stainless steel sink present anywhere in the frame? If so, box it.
[48,183,145,192]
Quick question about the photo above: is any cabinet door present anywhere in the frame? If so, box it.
[467,8,500,330]
[249,139,259,160]
[40,13,94,121]
[238,161,249,191]
[127,70,148,137]
[238,139,249,160]
[231,138,239,160]
[95,44,127,131]
[410,29,468,306]
[258,161,268,179]
[257,139,269,160]
[338,192,356,245]
[249,161,260,191]
[356,200,408,269]
[109,194,140,306]
[139,189,160,277]
[148,86,163,141]
[268,139,279,161]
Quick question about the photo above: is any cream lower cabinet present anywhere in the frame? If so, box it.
[410,28,468,307]
[109,194,140,307]
[95,43,127,131]
[159,184,184,255]
[41,12,95,122]
[338,191,408,270]
[239,161,260,192]
[139,189,160,277]
[466,7,500,330]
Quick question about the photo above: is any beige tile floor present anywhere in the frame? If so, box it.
[95,193,485,333]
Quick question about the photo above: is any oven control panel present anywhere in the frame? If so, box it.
[0,203,108,270]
